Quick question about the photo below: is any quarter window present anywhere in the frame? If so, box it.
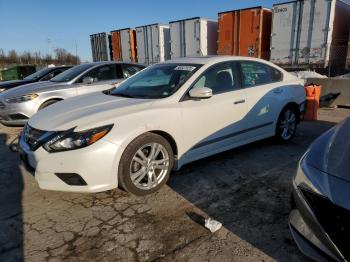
[192,62,239,95]
[240,61,282,87]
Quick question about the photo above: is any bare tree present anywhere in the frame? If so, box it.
[0,48,80,68]
[8,50,18,64]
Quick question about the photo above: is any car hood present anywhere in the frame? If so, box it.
[28,92,154,131]
[305,117,350,209]
[0,81,68,99]
[306,117,350,181]
[0,79,33,89]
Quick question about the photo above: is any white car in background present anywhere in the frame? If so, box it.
[19,56,306,195]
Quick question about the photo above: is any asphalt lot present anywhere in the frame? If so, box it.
[1,108,349,262]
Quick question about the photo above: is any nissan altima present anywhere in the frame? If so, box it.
[18,56,306,195]
[290,117,350,262]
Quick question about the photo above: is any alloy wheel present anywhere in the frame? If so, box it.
[279,109,297,140]
[129,142,170,190]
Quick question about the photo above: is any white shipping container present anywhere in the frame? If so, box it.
[136,24,171,65]
[169,17,218,59]
[90,33,112,62]
[270,0,350,68]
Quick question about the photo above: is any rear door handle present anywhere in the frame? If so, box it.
[234,99,245,105]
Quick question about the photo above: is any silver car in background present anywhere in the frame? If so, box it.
[0,61,145,126]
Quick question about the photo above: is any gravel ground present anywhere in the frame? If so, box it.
[0,108,349,262]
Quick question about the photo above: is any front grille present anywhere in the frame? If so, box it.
[9,114,29,120]
[23,124,47,150]
[300,187,350,260]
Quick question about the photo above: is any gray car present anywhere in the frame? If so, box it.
[290,117,350,261]
[0,61,145,126]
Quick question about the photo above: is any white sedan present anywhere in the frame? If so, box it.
[19,56,306,195]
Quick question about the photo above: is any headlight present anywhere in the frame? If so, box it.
[6,93,38,103]
[294,154,324,195]
[0,88,5,93]
[43,124,113,153]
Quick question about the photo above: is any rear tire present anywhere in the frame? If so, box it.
[118,133,174,196]
[39,99,61,110]
[275,106,298,143]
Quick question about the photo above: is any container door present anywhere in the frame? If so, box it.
[170,22,183,59]
[111,31,122,61]
[151,24,161,63]
[185,19,201,56]
[239,8,261,58]
[129,30,138,63]
[297,0,332,65]
[218,12,235,55]
[270,2,298,65]
[136,27,147,64]
[158,25,165,62]
[120,30,131,62]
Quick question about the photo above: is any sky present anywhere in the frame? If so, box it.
[0,0,349,62]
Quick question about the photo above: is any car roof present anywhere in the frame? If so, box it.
[163,56,276,65]
[81,61,145,67]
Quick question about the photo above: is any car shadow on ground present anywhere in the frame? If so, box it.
[168,120,336,261]
[0,133,24,262]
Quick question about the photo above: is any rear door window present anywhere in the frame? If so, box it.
[240,61,282,87]
[80,64,122,83]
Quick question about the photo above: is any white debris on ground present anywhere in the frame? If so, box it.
[290,71,328,79]
[336,72,350,79]
[204,217,222,233]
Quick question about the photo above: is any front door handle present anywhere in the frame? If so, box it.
[273,88,283,94]
[234,99,245,105]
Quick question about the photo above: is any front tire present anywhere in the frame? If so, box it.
[118,133,174,196]
[275,106,298,142]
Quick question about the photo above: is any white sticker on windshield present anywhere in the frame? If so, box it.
[174,66,196,71]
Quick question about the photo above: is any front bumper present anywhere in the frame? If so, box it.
[18,134,122,193]
[289,182,345,261]
[0,100,39,126]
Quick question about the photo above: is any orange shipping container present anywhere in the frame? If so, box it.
[218,7,272,60]
[111,30,122,61]
[110,28,138,62]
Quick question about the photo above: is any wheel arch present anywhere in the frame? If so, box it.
[39,97,64,110]
[149,130,178,160]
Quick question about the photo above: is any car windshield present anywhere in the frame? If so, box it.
[109,63,202,99]
[23,68,53,81]
[50,64,93,83]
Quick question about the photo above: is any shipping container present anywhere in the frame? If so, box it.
[1,65,36,81]
[90,32,112,62]
[217,7,272,60]
[111,30,122,61]
[122,28,138,63]
[136,23,171,65]
[270,0,350,70]
[169,17,218,59]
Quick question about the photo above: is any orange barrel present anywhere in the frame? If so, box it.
[304,84,322,121]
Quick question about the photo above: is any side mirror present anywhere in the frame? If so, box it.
[189,87,213,99]
[82,76,94,84]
